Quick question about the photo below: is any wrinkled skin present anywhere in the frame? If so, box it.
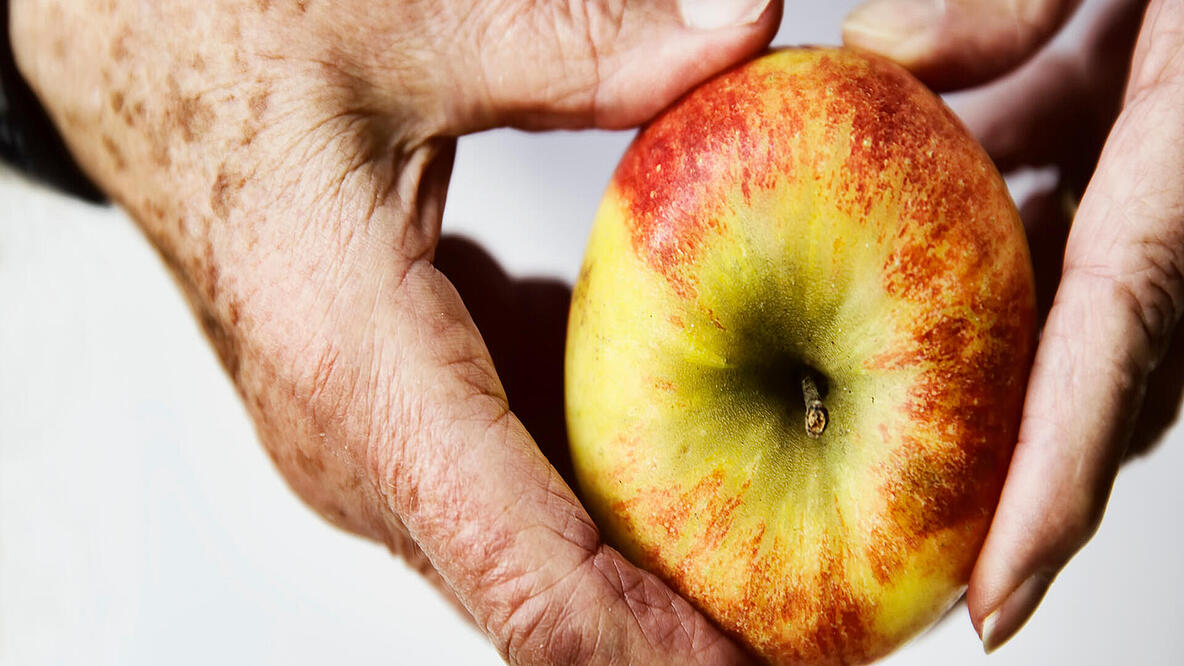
[11,0,782,663]
[846,0,1184,652]
[12,0,1184,661]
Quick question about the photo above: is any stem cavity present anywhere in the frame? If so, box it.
[801,372,828,438]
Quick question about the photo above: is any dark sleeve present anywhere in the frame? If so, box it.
[1,0,106,203]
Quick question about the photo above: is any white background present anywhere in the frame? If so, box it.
[2,2,1181,664]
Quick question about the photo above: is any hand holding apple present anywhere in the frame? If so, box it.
[566,48,1035,664]
[11,0,785,661]
[847,0,1184,651]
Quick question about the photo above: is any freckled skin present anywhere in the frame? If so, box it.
[16,0,404,541]
[566,48,1035,664]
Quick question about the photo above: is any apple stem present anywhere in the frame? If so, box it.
[801,373,829,438]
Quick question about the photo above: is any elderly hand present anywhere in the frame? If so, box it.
[10,0,781,662]
[846,0,1184,652]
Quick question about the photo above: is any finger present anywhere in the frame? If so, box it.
[951,54,1093,173]
[433,236,575,483]
[283,141,747,661]
[842,0,1081,90]
[367,262,752,664]
[281,215,747,662]
[232,124,750,663]
[946,0,1143,176]
[966,0,1184,652]
[338,0,781,134]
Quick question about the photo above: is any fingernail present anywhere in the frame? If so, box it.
[679,0,771,30]
[980,572,1055,654]
[842,0,938,47]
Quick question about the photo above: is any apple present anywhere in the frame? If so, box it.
[564,47,1035,664]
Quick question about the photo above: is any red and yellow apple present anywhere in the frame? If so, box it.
[564,47,1035,664]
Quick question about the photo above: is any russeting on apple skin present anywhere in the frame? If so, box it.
[564,47,1036,665]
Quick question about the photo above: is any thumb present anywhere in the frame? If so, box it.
[842,0,1082,90]
[347,0,781,135]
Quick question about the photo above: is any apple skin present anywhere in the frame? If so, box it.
[564,48,1036,665]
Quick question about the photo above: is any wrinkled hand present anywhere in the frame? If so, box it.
[845,0,1184,652]
[11,0,781,662]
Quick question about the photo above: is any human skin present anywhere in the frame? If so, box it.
[13,0,1184,660]
[845,0,1184,652]
[9,0,782,663]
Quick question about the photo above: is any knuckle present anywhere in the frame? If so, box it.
[481,524,717,665]
[487,562,601,666]
[502,605,598,666]
[475,493,609,664]
[1063,237,1184,372]
[589,548,709,657]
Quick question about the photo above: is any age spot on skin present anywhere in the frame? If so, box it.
[209,168,247,221]
[108,27,130,62]
[226,295,245,336]
[172,94,214,143]
[144,199,166,223]
[152,142,172,168]
[100,134,126,171]
[248,87,271,119]
[210,173,232,221]
[240,86,272,145]
[294,446,327,477]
